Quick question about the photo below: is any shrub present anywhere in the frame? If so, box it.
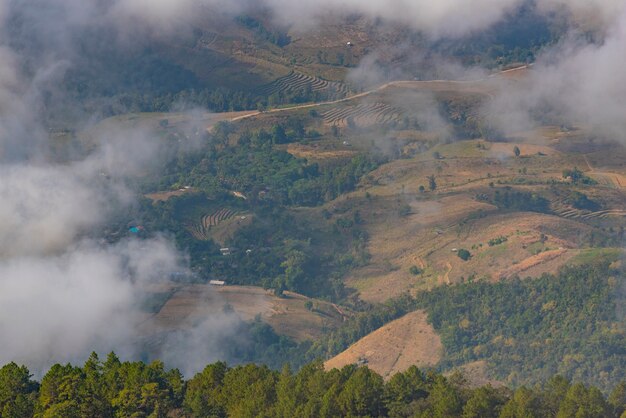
[566,191,600,211]
[409,266,422,275]
[457,249,472,261]
[488,236,508,247]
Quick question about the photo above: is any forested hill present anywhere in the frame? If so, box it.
[1,354,625,418]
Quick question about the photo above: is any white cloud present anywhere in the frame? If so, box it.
[0,238,183,372]
[486,9,626,140]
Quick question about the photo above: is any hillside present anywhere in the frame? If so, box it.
[324,310,442,379]
[77,64,626,389]
[4,0,625,397]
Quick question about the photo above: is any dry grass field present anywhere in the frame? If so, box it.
[324,310,442,379]
[145,188,196,202]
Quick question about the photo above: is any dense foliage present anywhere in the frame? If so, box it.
[149,122,380,207]
[134,124,379,299]
[235,15,291,47]
[139,197,369,300]
[415,263,625,390]
[563,168,598,186]
[2,356,624,418]
[434,2,557,68]
[486,189,551,213]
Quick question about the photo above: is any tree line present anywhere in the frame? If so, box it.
[2,354,624,418]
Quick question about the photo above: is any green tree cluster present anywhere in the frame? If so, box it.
[490,189,550,213]
[2,358,623,418]
[415,263,625,390]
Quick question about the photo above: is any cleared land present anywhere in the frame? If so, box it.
[100,64,626,352]
[324,310,442,379]
[140,285,345,342]
[286,143,358,161]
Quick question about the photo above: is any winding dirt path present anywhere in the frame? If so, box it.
[583,155,626,190]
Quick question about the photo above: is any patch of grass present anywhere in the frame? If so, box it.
[426,140,486,159]
[569,248,623,266]
[477,243,509,260]
[526,242,548,256]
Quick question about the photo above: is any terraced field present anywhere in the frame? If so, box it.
[197,32,218,49]
[550,198,586,220]
[321,102,405,127]
[257,71,350,97]
[551,198,626,221]
[187,208,239,240]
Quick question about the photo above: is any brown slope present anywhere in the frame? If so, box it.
[324,310,442,379]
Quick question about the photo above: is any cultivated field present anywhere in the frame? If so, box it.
[257,71,350,98]
[95,56,626,365]
[145,188,196,202]
[321,102,404,127]
[187,208,242,241]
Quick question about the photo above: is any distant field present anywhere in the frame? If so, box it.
[139,284,346,342]
[285,143,358,161]
[145,188,197,202]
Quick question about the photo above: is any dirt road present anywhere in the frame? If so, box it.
[583,155,626,190]
[225,65,530,125]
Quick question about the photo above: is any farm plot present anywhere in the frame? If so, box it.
[257,71,350,97]
[187,208,239,240]
[321,102,405,127]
